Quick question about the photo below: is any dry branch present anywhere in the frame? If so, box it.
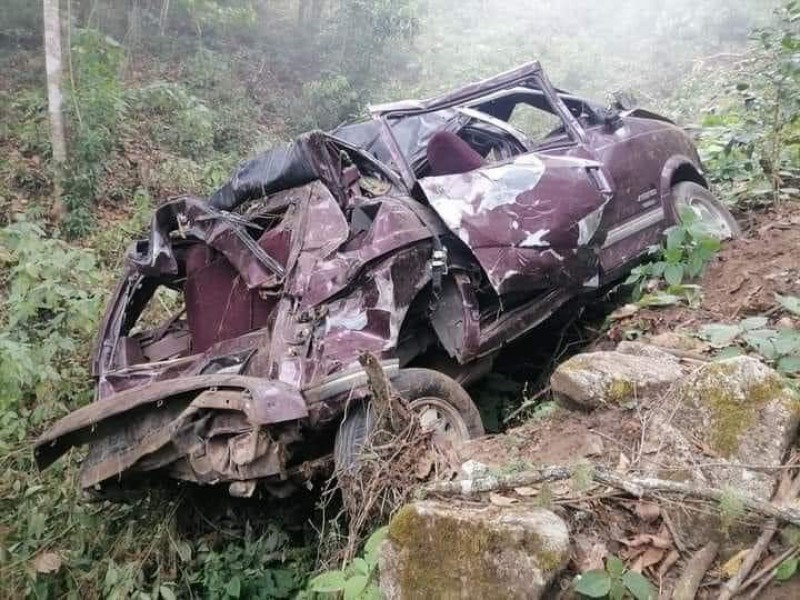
[718,464,800,600]
[336,353,449,560]
[718,521,778,600]
[423,466,800,526]
[672,542,719,600]
[744,547,800,600]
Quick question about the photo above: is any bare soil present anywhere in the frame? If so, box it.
[460,408,641,472]
[606,202,800,343]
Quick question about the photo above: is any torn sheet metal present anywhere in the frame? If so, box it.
[420,153,609,295]
[34,60,714,498]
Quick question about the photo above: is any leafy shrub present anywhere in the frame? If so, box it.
[90,187,153,269]
[4,89,51,157]
[171,0,258,38]
[698,295,800,374]
[624,210,721,306]
[574,555,653,600]
[63,28,126,237]
[146,153,238,198]
[189,526,307,599]
[697,2,800,206]
[0,219,311,599]
[292,75,362,133]
[182,48,261,154]
[304,527,387,600]
[129,82,215,159]
[0,221,104,408]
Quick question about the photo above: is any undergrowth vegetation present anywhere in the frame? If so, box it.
[0,0,798,598]
[695,2,800,207]
[624,210,721,308]
[0,222,103,407]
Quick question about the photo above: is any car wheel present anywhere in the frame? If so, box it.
[333,368,484,473]
[669,181,741,239]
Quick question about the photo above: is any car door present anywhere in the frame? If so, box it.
[582,118,675,273]
[417,96,613,298]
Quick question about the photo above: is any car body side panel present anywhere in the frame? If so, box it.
[37,178,438,488]
[583,118,704,272]
[245,185,436,393]
[33,374,309,469]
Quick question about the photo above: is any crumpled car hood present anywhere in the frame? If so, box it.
[420,153,609,295]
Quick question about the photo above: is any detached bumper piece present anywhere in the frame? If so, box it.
[34,375,308,497]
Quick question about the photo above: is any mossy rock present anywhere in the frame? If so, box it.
[379,501,569,600]
[665,356,799,499]
[675,357,796,456]
[550,347,683,410]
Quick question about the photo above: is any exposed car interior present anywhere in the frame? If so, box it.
[412,87,598,178]
[426,130,484,176]
[108,82,605,373]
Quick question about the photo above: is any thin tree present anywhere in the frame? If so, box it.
[43,0,66,220]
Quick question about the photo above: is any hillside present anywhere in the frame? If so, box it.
[0,1,798,598]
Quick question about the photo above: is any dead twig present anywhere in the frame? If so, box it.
[672,542,719,600]
[337,352,450,561]
[717,461,800,600]
[651,346,710,363]
[743,546,800,599]
[718,522,779,600]
[423,466,800,526]
[661,510,687,555]
[503,386,550,423]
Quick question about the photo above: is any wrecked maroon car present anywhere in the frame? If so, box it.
[35,61,738,497]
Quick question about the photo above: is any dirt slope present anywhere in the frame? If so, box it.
[451,201,800,599]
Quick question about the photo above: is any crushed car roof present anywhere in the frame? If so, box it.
[368,61,544,116]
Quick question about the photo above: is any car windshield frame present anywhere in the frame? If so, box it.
[367,62,589,188]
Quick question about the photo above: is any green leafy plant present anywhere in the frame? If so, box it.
[698,298,800,375]
[775,555,800,582]
[306,527,388,599]
[574,555,654,600]
[63,28,126,237]
[128,82,215,159]
[624,210,721,305]
[777,293,800,317]
[292,75,362,132]
[188,526,307,599]
[0,221,105,407]
[698,1,800,207]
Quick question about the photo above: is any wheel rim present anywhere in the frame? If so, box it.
[674,194,734,240]
[408,396,470,442]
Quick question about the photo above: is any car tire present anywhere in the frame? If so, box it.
[669,181,741,239]
[333,368,484,474]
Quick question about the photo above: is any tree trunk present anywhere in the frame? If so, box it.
[43,0,66,165]
[43,0,66,222]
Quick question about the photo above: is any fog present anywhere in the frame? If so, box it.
[397,0,781,112]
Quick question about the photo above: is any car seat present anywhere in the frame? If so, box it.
[427,130,483,176]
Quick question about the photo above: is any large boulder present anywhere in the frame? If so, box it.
[650,356,800,499]
[379,501,570,599]
[550,345,684,409]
